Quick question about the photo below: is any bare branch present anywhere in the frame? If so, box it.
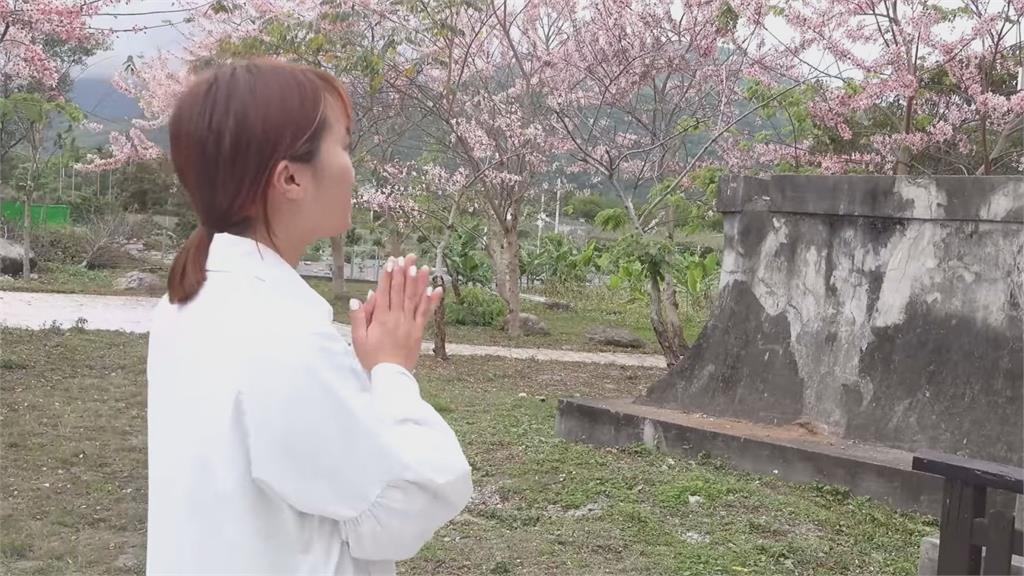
[639,79,815,229]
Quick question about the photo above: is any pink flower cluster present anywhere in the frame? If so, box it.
[1,0,120,93]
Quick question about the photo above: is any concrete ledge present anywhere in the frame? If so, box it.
[918,536,1024,575]
[557,397,948,515]
[715,174,1024,222]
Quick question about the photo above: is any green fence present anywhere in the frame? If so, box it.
[0,200,71,226]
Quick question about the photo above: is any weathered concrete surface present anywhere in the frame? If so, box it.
[557,397,1023,517]
[643,175,1024,465]
[557,397,948,514]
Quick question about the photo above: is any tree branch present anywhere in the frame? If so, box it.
[638,80,814,230]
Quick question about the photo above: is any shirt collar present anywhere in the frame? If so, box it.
[205,233,333,322]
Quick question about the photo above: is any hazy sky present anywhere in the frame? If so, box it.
[83,1,191,78]
[83,0,1019,81]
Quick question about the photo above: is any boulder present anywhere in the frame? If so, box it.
[0,238,37,276]
[114,271,163,292]
[518,313,550,336]
[585,326,646,349]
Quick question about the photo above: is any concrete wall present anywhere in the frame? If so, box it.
[643,175,1024,465]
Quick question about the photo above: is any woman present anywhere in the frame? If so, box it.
[146,60,472,575]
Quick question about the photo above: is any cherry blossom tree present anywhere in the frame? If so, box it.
[380,0,574,335]
[544,0,805,364]
[0,0,116,92]
[0,0,120,185]
[84,0,422,297]
[747,0,1024,175]
[0,93,84,276]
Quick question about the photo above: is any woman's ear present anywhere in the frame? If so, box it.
[271,160,306,200]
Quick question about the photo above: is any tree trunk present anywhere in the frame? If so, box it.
[979,115,991,175]
[21,191,31,279]
[387,227,403,258]
[21,139,38,279]
[501,220,522,337]
[431,203,459,360]
[647,274,682,367]
[329,235,346,300]
[448,262,463,298]
[432,275,449,360]
[980,115,1021,174]
[487,217,509,303]
[662,274,684,353]
[895,95,915,175]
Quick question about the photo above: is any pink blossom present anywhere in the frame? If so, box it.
[0,0,120,93]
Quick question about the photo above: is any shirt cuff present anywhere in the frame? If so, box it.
[368,363,424,421]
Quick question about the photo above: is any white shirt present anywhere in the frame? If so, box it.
[146,233,472,575]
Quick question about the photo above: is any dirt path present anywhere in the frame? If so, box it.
[0,291,666,368]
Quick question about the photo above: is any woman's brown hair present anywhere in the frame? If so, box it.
[167,59,352,304]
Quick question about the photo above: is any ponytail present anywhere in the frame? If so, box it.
[168,225,214,305]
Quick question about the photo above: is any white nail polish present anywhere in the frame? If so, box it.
[408,264,417,277]
[349,298,361,311]
[426,286,433,296]
[397,256,405,268]
[367,289,374,299]
[385,259,394,272]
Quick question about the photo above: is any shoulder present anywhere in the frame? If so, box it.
[151,275,350,367]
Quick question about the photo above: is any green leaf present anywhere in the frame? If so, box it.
[687,268,701,295]
[210,0,235,15]
[676,116,702,134]
[716,2,739,32]
[703,252,719,274]
[306,34,327,53]
[594,208,629,232]
[841,80,863,96]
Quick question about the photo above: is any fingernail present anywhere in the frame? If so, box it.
[406,253,415,260]
[408,264,417,277]
[420,265,430,275]
[397,256,405,268]
[435,286,444,298]
[385,258,394,272]
[367,289,374,299]
[349,298,361,311]
[426,286,433,296]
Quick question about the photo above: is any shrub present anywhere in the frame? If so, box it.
[302,238,330,262]
[67,194,120,224]
[126,215,163,243]
[444,286,507,327]
[171,210,198,246]
[566,194,622,223]
[25,225,91,266]
[75,212,132,268]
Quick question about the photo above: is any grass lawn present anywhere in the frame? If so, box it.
[0,328,934,576]
[306,278,704,354]
[2,266,701,354]
[0,264,163,297]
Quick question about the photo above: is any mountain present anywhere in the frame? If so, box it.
[70,77,142,122]
[68,77,170,150]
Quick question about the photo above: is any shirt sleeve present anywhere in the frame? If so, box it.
[238,325,473,562]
